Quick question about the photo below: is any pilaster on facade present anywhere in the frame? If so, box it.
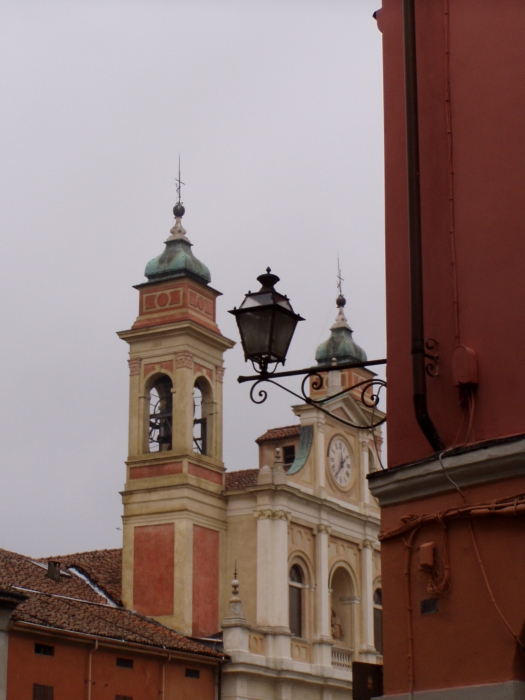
[359,537,376,660]
[313,522,332,667]
[315,415,327,496]
[359,435,370,506]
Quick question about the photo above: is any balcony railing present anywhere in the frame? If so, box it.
[331,646,353,670]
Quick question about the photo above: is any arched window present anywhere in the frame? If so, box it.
[373,587,383,654]
[149,376,173,452]
[330,566,354,649]
[289,564,304,638]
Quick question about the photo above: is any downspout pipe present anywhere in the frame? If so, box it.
[402,0,445,452]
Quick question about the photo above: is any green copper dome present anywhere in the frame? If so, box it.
[144,205,211,284]
[315,295,367,365]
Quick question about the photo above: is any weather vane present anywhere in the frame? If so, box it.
[175,154,185,204]
[337,256,344,297]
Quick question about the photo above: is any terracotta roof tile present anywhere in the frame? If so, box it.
[0,548,225,659]
[47,549,122,605]
[13,593,224,657]
[255,425,300,443]
[224,469,258,491]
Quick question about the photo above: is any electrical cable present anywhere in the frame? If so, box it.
[469,520,525,652]
[437,386,476,500]
[393,492,525,696]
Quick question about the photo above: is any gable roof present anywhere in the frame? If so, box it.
[255,425,300,443]
[0,548,225,659]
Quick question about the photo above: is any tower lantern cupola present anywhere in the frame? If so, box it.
[144,203,211,285]
[315,293,367,366]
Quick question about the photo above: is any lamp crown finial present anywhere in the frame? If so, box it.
[257,268,280,291]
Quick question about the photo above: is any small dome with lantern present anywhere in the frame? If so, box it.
[315,293,367,366]
[144,202,211,285]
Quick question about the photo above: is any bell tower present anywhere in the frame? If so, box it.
[118,199,234,636]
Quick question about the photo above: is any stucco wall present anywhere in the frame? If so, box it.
[7,633,217,700]
[380,473,525,694]
[380,0,525,467]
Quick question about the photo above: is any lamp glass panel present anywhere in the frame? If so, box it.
[237,309,273,359]
[270,311,298,361]
[240,291,274,309]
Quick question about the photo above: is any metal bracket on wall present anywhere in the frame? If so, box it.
[238,359,387,431]
[425,338,439,377]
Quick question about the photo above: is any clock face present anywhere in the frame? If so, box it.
[328,438,352,489]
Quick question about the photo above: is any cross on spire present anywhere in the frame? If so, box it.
[337,256,344,297]
[175,154,185,205]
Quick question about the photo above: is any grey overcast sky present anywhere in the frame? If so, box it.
[0,0,385,557]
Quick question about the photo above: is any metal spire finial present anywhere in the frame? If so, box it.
[336,257,346,308]
[173,154,186,218]
[337,256,344,297]
[176,154,185,204]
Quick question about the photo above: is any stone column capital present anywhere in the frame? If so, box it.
[128,359,141,376]
[317,523,332,535]
[175,351,193,369]
[254,508,273,520]
[254,508,291,521]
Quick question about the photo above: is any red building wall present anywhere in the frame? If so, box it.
[7,632,217,700]
[133,523,174,616]
[373,1,525,695]
[192,525,219,638]
[379,0,525,467]
[381,477,525,694]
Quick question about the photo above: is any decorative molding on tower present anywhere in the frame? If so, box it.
[175,351,194,369]
[128,359,141,376]
[254,508,291,522]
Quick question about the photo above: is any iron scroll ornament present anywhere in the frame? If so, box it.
[240,359,387,431]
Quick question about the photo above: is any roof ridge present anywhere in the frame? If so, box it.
[43,548,122,559]
[12,586,114,608]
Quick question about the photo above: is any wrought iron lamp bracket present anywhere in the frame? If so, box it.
[239,359,387,431]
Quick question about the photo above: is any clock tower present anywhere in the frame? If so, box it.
[118,201,234,636]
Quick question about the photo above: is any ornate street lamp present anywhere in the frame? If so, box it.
[229,269,387,433]
[229,268,304,376]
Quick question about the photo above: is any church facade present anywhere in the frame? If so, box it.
[118,202,384,700]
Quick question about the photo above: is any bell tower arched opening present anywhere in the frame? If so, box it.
[148,374,173,453]
[193,376,214,457]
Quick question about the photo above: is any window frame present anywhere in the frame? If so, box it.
[289,563,307,639]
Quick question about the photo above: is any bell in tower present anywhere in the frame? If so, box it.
[118,191,234,636]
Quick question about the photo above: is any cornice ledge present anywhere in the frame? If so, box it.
[368,436,525,506]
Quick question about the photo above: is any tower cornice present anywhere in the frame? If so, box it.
[117,320,235,352]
